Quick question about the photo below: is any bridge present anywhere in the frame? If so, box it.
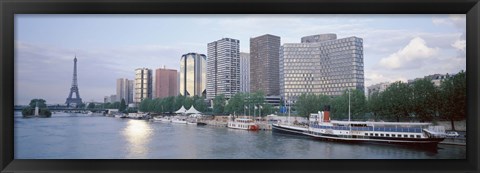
[14,105,107,112]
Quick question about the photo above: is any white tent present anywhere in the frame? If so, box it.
[175,106,187,114]
[185,106,201,115]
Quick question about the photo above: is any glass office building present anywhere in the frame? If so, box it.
[180,53,207,97]
[280,34,365,102]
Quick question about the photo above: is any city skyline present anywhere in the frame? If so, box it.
[15,14,466,105]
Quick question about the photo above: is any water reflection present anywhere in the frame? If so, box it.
[123,120,152,158]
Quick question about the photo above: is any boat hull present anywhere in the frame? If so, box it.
[272,124,308,136]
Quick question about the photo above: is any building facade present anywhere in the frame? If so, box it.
[240,52,250,93]
[134,68,153,103]
[155,67,178,99]
[367,82,391,98]
[250,34,281,96]
[116,78,134,104]
[206,38,240,99]
[180,53,207,97]
[280,34,365,102]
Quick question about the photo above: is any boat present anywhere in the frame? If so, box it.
[153,116,171,122]
[171,118,187,124]
[272,123,308,135]
[227,117,259,131]
[304,111,446,146]
[114,113,127,118]
[273,91,446,147]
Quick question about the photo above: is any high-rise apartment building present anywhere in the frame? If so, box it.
[179,53,207,97]
[240,52,250,93]
[250,34,281,96]
[116,78,134,104]
[280,34,365,102]
[206,38,240,99]
[155,67,178,99]
[134,68,153,103]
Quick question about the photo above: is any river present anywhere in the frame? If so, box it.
[14,112,466,159]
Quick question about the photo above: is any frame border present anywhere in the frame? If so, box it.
[1,0,478,173]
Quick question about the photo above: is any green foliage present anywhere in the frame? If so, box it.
[87,103,96,109]
[295,94,331,118]
[224,93,245,115]
[119,99,127,112]
[29,99,47,108]
[363,70,466,123]
[411,78,438,122]
[330,89,366,120]
[438,71,466,130]
[213,94,225,115]
[23,98,52,117]
[22,107,34,117]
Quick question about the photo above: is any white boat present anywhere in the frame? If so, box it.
[171,118,187,124]
[153,116,171,122]
[114,114,127,118]
[228,118,259,130]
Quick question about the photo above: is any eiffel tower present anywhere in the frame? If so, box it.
[65,56,83,107]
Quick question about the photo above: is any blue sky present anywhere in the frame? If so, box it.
[14,14,466,105]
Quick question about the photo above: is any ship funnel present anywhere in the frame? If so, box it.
[323,105,330,122]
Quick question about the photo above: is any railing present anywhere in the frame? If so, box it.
[310,124,422,133]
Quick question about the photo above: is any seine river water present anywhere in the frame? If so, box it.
[14,111,466,159]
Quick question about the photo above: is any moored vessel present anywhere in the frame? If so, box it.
[227,117,259,131]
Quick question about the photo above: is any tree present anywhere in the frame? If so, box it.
[411,78,438,122]
[224,93,245,115]
[139,99,153,112]
[439,71,466,130]
[28,99,47,108]
[213,94,225,115]
[119,99,127,112]
[367,91,387,121]
[331,89,366,120]
[23,98,51,117]
[381,81,413,122]
[87,103,96,109]
[295,94,331,118]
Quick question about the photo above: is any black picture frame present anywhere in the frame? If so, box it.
[1,0,478,172]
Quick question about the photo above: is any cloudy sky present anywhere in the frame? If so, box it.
[14,14,466,105]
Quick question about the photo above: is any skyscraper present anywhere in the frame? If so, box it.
[250,34,281,96]
[280,34,365,102]
[155,67,178,98]
[240,52,250,93]
[207,38,240,99]
[134,68,153,103]
[179,53,207,97]
[116,78,134,104]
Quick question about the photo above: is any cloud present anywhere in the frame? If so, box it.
[378,37,439,70]
[451,39,466,52]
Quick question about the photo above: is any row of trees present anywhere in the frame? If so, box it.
[294,70,466,130]
[138,95,208,113]
[136,91,276,116]
[212,91,275,116]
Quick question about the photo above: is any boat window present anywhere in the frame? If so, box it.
[370,133,373,136]
[410,135,414,138]
[416,135,421,138]
[375,134,378,137]
[403,134,407,138]
[392,134,396,137]
[386,134,390,137]
[365,133,368,136]
[380,134,384,137]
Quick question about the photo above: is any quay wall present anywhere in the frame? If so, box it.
[436,120,466,131]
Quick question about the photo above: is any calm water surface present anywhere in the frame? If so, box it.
[14,112,466,159]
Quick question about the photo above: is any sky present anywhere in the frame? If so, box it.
[14,14,466,105]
